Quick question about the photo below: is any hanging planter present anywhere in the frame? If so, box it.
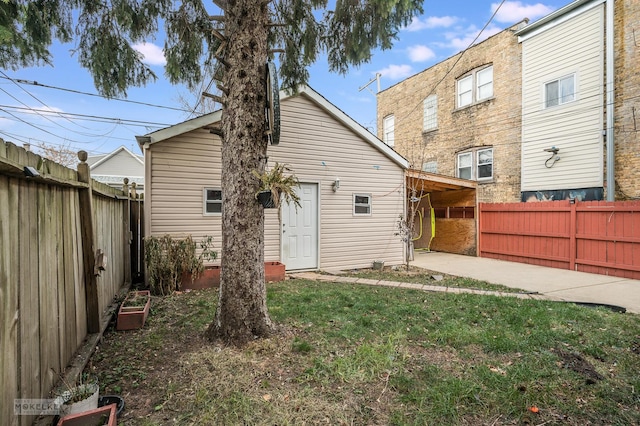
[253,163,301,210]
[257,190,276,208]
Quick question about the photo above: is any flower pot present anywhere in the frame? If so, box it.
[57,403,117,426]
[265,261,286,282]
[117,290,151,331]
[181,265,221,290]
[55,382,99,417]
[257,190,276,208]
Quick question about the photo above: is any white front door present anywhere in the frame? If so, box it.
[281,183,318,270]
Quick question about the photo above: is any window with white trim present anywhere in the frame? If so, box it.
[353,193,372,215]
[545,74,575,108]
[423,95,437,131]
[457,147,493,181]
[456,65,493,108]
[383,115,395,147]
[204,188,222,215]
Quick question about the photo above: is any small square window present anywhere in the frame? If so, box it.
[545,74,575,108]
[457,65,493,108]
[353,193,371,215]
[456,147,493,181]
[204,188,222,215]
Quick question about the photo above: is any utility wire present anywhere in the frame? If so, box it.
[0,75,191,113]
[0,70,91,129]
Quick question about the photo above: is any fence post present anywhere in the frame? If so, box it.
[77,151,100,333]
[569,200,577,271]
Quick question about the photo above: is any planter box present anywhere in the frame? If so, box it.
[180,262,285,290]
[265,261,286,282]
[257,190,276,208]
[57,403,117,426]
[117,290,151,331]
[181,265,221,290]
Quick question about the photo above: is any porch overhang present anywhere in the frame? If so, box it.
[406,169,477,193]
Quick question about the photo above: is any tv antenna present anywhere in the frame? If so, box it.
[359,73,381,96]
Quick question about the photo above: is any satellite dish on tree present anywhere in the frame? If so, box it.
[265,61,280,145]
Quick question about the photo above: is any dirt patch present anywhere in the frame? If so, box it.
[555,348,604,384]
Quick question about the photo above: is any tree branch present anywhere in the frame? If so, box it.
[211,28,227,42]
[216,84,229,96]
[202,92,226,106]
[209,128,224,138]
[269,49,285,54]
[209,15,225,22]
[211,0,228,11]
[215,55,231,68]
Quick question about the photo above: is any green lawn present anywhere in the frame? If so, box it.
[92,278,640,425]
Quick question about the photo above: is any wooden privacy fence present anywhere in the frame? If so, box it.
[479,200,640,279]
[0,141,144,425]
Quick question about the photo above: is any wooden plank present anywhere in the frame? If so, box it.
[1,175,19,425]
[72,193,87,346]
[62,189,78,367]
[38,184,60,396]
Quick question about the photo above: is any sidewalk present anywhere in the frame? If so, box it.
[291,252,640,314]
[411,251,640,314]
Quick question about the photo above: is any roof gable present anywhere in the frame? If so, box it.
[136,85,408,169]
[88,145,144,170]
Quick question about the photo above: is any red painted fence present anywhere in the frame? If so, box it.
[479,200,640,279]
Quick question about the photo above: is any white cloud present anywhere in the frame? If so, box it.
[376,64,413,80]
[405,15,459,32]
[407,45,436,63]
[492,1,554,24]
[438,24,502,51]
[132,42,166,66]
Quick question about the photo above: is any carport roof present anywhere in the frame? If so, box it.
[407,169,477,193]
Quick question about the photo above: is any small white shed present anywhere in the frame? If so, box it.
[137,86,408,271]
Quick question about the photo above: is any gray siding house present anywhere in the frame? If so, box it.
[137,86,408,271]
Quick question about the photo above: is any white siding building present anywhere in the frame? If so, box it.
[137,86,408,271]
[518,0,605,200]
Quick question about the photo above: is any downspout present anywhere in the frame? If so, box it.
[605,0,615,201]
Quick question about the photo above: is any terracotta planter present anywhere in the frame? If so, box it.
[180,262,285,289]
[57,403,117,426]
[117,290,151,331]
[265,261,286,283]
[181,265,221,290]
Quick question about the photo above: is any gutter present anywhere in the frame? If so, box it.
[605,0,615,200]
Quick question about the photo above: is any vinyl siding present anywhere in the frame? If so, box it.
[91,149,144,177]
[146,93,405,270]
[520,4,604,192]
[148,129,223,258]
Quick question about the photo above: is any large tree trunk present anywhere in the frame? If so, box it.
[206,0,274,345]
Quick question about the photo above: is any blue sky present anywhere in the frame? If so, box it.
[0,0,569,157]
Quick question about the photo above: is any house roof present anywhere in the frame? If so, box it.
[87,145,144,169]
[515,0,604,41]
[136,85,409,169]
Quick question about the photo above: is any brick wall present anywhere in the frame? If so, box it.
[613,0,640,200]
[377,24,524,203]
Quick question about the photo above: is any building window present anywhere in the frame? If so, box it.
[457,147,493,181]
[383,115,395,147]
[457,65,493,108]
[204,188,222,215]
[423,95,437,131]
[422,160,438,174]
[545,74,575,108]
[353,193,372,215]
